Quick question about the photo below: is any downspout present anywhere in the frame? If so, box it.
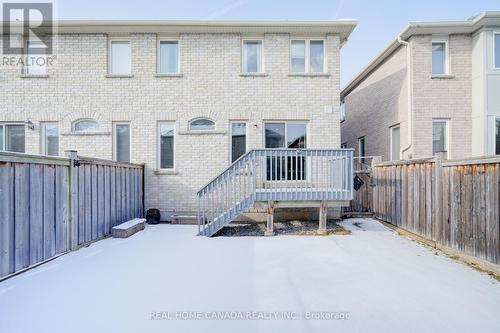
[398,36,413,158]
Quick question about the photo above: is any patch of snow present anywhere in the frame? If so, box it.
[0,218,498,333]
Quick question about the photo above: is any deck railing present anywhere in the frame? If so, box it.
[197,149,354,236]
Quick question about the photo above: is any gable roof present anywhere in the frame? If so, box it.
[341,11,500,99]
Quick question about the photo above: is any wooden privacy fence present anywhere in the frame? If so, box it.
[372,156,500,265]
[0,151,144,279]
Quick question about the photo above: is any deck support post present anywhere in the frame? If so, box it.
[318,200,328,235]
[265,201,274,236]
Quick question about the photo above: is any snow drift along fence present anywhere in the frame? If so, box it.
[0,151,144,279]
[372,156,500,265]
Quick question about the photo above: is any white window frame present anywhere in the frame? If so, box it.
[241,38,264,73]
[108,38,131,75]
[25,39,47,75]
[262,121,309,148]
[72,119,100,133]
[431,37,449,75]
[340,101,346,122]
[494,32,500,70]
[157,121,176,170]
[358,137,365,158]
[494,116,500,155]
[157,38,181,74]
[113,122,131,163]
[229,121,248,163]
[289,38,327,73]
[432,119,450,159]
[390,125,401,161]
[40,122,59,156]
[0,122,25,152]
[189,118,216,131]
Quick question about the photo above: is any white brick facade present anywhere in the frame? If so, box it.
[0,30,343,216]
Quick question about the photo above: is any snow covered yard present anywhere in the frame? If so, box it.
[0,218,499,333]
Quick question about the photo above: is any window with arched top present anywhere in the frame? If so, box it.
[73,119,100,132]
[189,118,215,131]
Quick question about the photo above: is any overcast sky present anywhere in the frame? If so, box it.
[56,0,499,86]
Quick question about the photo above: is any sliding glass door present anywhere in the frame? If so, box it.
[264,122,307,181]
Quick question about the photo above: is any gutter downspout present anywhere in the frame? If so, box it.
[398,36,412,158]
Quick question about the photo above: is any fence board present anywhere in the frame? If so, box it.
[43,166,56,260]
[55,166,68,254]
[29,164,44,265]
[0,163,14,276]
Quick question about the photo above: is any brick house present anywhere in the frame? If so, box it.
[341,12,500,161]
[0,20,356,221]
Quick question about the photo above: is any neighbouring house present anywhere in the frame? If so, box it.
[0,19,357,223]
[341,12,500,161]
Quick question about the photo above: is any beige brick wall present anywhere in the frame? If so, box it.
[341,45,408,160]
[342,33,473,161]
[410,34,472,159]
[0,33,341,216]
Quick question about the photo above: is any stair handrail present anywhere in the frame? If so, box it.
[197,150,255,195]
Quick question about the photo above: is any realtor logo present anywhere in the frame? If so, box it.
[2,2,53,54]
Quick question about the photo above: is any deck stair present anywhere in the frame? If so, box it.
[197,149,354,236]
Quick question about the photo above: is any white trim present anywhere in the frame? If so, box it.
[229,121,248,163]
[241,38,264,73]
[157,121,176,170]
[431,37,450,75]
[157,37,181,74]
[0,122,25,153]
[112,122,131,163]
[494,31,500,70]
[389,125,401,161]
[40,122,59,156]
[289,38,327,74]
[24,39,47,75]
[108,37,131,75]
[188,118,216,131]
[432,119,450,159]
[72,119,100,133]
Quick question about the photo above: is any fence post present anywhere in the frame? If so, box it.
[371,156,382,217]
[66,150,79,250]
[433,154,443,244]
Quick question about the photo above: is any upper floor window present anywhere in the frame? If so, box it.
[242,40,263,73]
[109,40,131,75]
[26,40,46,75]
[158,40,179,74]
[73,119,100,132]
[290,39,325,73]
[0,123,25,153]
[189,118,215,131]
[432,39,448,75]
[495,32,500,69]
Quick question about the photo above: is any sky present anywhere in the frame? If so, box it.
[55,0,499,87]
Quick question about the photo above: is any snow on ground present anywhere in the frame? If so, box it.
[0,218,499,333]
